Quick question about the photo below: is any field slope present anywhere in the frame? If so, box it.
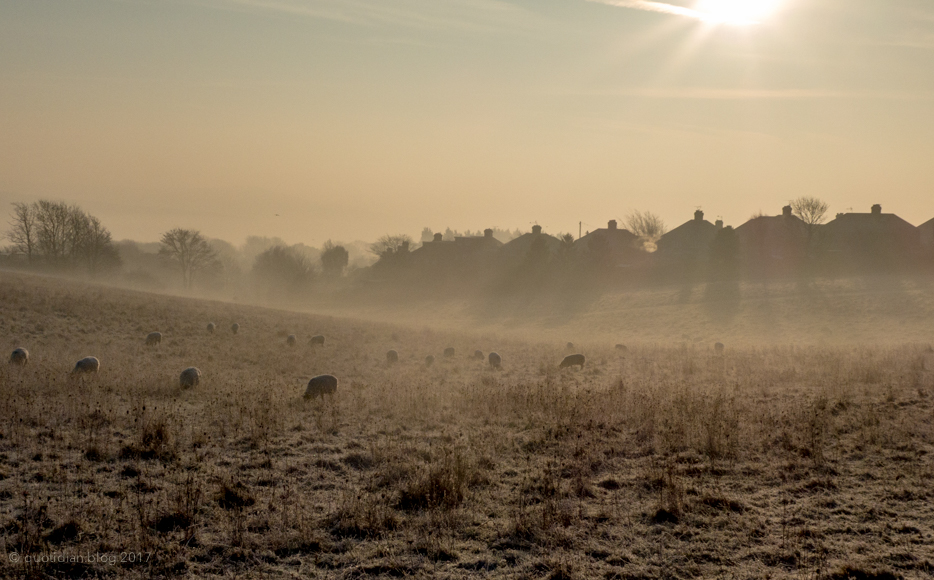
[1,271,933,579]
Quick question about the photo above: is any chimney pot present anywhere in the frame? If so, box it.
[782,205,792,217]
[484,228,493,238]
[715,219,723,229]
[433,233,443,242]
[694,210,703,222]
[532,225,542,235]
[608,220,617,230]
[871,204,882,215]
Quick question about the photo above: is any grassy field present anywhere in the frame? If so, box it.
[1,271,934,579]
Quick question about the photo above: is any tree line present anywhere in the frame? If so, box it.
[5,201,121,274]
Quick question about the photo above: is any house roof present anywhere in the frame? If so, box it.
[656,214,720,255]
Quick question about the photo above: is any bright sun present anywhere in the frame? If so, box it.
[694,0,781,25]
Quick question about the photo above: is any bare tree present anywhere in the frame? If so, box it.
[626,210,667,251]
[368,234,413,258]
[320,240,349,277]
[790,196,829,227]
[159,228,219,289]
[5,202,37,264]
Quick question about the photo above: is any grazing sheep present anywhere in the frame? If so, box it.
[473,350,484,361]
[488,352,502,370]
[714,342,724,354]
[444,347,455,358]
[559,353,586,369]
[72,356,100,375]
[566,342,575,351]
[287,334,297,347]
[615,344,627,352]
[9,348,29,366]
[231,323,240,335]
[310,335,325,346]
[207,322,216,334]
[425,355,435,367]
[145,332,162,346]
[386,350,399,364]
[305,374,338,399]
[179,367,202,388]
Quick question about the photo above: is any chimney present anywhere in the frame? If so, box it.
[532,225,542,235]
[871,204,881,215]
[694,210,703,222]
[400,241,409,252]
[484,228,493,238]
[433,232,443,242]
[715,219,723,229]
[608,220,617,230]
[782,205,792,217]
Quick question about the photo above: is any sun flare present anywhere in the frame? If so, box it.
[694,0,781,25]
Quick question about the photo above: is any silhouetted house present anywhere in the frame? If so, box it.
[573,220,644,269]
[498,225,564,267]
[655,210,723,270]
[734,205,809,277]
[409,228,503,281]
[821,204,921,271]
[919,217,934,255]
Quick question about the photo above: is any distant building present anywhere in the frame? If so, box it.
[821,204,921,271]
[735,205,809,276]
[409,228,503,272]
[656,210,723,268]
[498,225,565,266]
[919,217,934,254]
[573,220,645,269]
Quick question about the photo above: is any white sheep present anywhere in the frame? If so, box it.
[207,322,216,334]
[473,350,484,361]
[714,342,725,354]
[310,335,325,346]
[287,334,297,347]
[9,348,29,366]
[145,332,162,346]
[425,355,435,367]
[386,349,399,364]
[444,347,455,358]
[179,367,202,388]
[231,323,240,335]
[304,374,338,399]
[72,356,100,375]
[488,352,502,370]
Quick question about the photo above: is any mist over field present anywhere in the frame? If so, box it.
[4,0,934,577]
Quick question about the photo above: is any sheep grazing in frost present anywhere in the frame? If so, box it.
[386,350,399,364]
[9,348,29,366]
[231,323,240,335]
[559,353,586,369]
[714,342,725,354]
[425,355,435,367]
[310,335,325,346]
[488,352,502,370]
[566,342,575,351]
[444,347,455,358]
[287,335,297,347]
[474,350,484,361]
[615,344,627,352]
[72,356,100,375]
[145,332,162,346]
[304,374,338,399]
[179,367,202,389]
[207,322,216,334]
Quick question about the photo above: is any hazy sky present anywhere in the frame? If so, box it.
[2,0,934,246]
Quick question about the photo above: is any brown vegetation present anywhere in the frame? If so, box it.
[1,271,933,578]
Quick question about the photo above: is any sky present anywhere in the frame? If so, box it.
[2,0,934,246]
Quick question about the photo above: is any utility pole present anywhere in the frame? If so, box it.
[579,221,582,240]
